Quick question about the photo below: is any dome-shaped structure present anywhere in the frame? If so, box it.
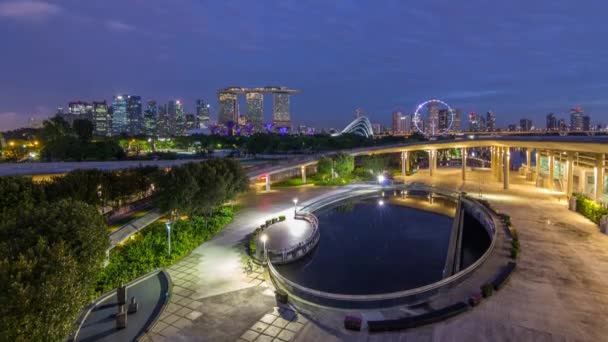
[336,116,374,138]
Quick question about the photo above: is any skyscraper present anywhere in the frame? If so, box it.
[127,95,142,135]
[469,112,480,132]
[246,92,264,131]
[520,118,533,131]
[196,99,211,128]
[93,101,110,136]
[438,109,452,131]
[452,109,462,132]
[157,104,170,137]
[403,114,412,133]
[570,107,584,131]
[218,92,238,125]
[143,100,157,136]
[583,115,591,131]
[273,92,291,130]
[546,113,557,131]
[168,100,185,136]
[111,95,128,135]
[391,111,403,134]
[486,111,496,132]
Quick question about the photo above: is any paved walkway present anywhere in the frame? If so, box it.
[263,218,313,251]
[108,209,164,249]
[293,169,608,341]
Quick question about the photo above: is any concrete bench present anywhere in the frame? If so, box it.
[368,302,470,332]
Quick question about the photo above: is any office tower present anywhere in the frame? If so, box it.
[583,115,591,131]
[246,92,264,130]
[111,95,128,135]
[438,109,452,131]
[557,118,567,131]
[486,111,496,132]
[93,101,110,136]
[167,100,185,136]
[452,109,462,132]
[127,95,142,135]
[196,99,211,128]
[508,124,517,132]
[546,113,557,131]
[273,92,291,130]
[392,111,403,134]
[478,116,486,132]
[185,114,198,130]
[371,123,383,135]
[157,104,170,137]
[143,100,157,136]
[469,112,480,132]
[520,118,533,131]
[218,92,238,125]
[570,107,584,131]
[426,102,439,135]
[68,101,88,115]
[403,114,412,133]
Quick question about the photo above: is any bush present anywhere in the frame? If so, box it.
[510,246,520,259]
[509,227,519,241]
[265,219,272,225]
[481,283,494,298]
[249,227,262,254]
[279,215,286,221]
[574,193,608,225]
[96,206,235,294]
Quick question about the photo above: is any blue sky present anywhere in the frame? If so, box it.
[1,0,608,130]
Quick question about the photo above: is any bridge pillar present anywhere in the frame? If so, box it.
[596,153,605,202]
[567,152,574,198]
[535,149,541,184]
[503,147,510,190]
[461,147,467,181]
[429,150,437,176]
[497,147,503,182]
[265,174,271,192]
[401,151,408,177]
[547,150,554,191]
[526,148,532,173]
[301,166,306,184]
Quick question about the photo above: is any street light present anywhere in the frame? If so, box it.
[292,198,298,217]
[260,234,268,261]
[377,174,385,185]
[165,221,172,257]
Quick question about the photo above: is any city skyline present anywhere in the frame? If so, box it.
[2,1,608,130]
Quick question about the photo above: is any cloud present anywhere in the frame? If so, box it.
[106,20,135,32]
[0,1,61,20]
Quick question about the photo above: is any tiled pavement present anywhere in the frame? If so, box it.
[238,306,308,342]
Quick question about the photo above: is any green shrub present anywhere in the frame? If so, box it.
[95,206,236,295]
[499,213,511,226]
[510,246,520,259]
[278,215,286,221]
[510,227,519,241]
[481,283,494,298]
[511,239,520,250]
[574,193,608,225]
[265,219,272,225]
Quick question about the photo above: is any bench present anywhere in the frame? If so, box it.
[492,262,517,290]
[368,302,470,332]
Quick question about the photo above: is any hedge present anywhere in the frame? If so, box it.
[574,193,608,225]
[95,206,236,294]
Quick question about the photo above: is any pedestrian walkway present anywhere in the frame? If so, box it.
[108,209,163,249]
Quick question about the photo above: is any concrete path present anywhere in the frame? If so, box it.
[108,209,164,249]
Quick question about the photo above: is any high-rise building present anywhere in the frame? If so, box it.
[438,109,452,131]
[167,100,185,136]
[143,100,157,136]
[403,114,412,133]
[195,99,211,128]
[508,124,517,132]
[546,113,557,131]
[246,92,264,130]
[486,111,496,132]
[371,123,383,135]
[127,95,142,135]
[426,102,439,135]
[469,112,480,132]
[157,104,170,137]
[111,95,128,135]
[185,114,198,130]
[452,109,462,132]
[557,118,567,131]
[93,101,110,136]
[570,107,584,131]
[391,111,403,134]
[583,115,591,131]
[273,92,291,130]
[218,92,238,125]
[520,118,533,131]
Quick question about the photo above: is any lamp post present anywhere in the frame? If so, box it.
[165,221,172,257]
[293,198,298,217]
[260,234,268,261]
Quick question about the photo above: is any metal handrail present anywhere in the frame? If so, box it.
[266,212,319,256]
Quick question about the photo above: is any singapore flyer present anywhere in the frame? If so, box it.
[412,99,454,137]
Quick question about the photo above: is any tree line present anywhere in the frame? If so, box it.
[0,158,248,341]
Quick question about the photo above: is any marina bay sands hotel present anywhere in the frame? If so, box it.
[217,86,299,131]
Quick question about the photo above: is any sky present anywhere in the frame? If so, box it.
[1,0,608,130]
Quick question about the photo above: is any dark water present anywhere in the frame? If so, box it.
[460,211,492,269]
[275,195,454,295]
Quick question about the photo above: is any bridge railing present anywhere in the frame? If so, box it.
[265,212,320,265]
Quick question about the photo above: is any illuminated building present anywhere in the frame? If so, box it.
[570,107,584,131]
[111,95,128,135]
[93,101,110,136]
[469,112,480,132]
[196,99,211,128]
[583,115,591,131]
[157,104,170,137]
[486,111,496,132]
[127,95,142,135]
[218,92,238,125]
[546,113,557,131]
[392,111,403,134]
[143,100,157,136]
[403,114,412,133]
[168,100,185,136]
[438,109,452,131]
[273,92,291,130]
[246,92,264,131]
[426,102,439,135]
[452,109,462,132]
[520,118,533,131]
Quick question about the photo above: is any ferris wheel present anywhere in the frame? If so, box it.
[412,99,454,137]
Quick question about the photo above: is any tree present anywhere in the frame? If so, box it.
[361,155,389,174]
[72,119,94,143]
[317,157,333,178]
[0,176,46,212]
[0,200,108,341]
[333,153,354,177]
